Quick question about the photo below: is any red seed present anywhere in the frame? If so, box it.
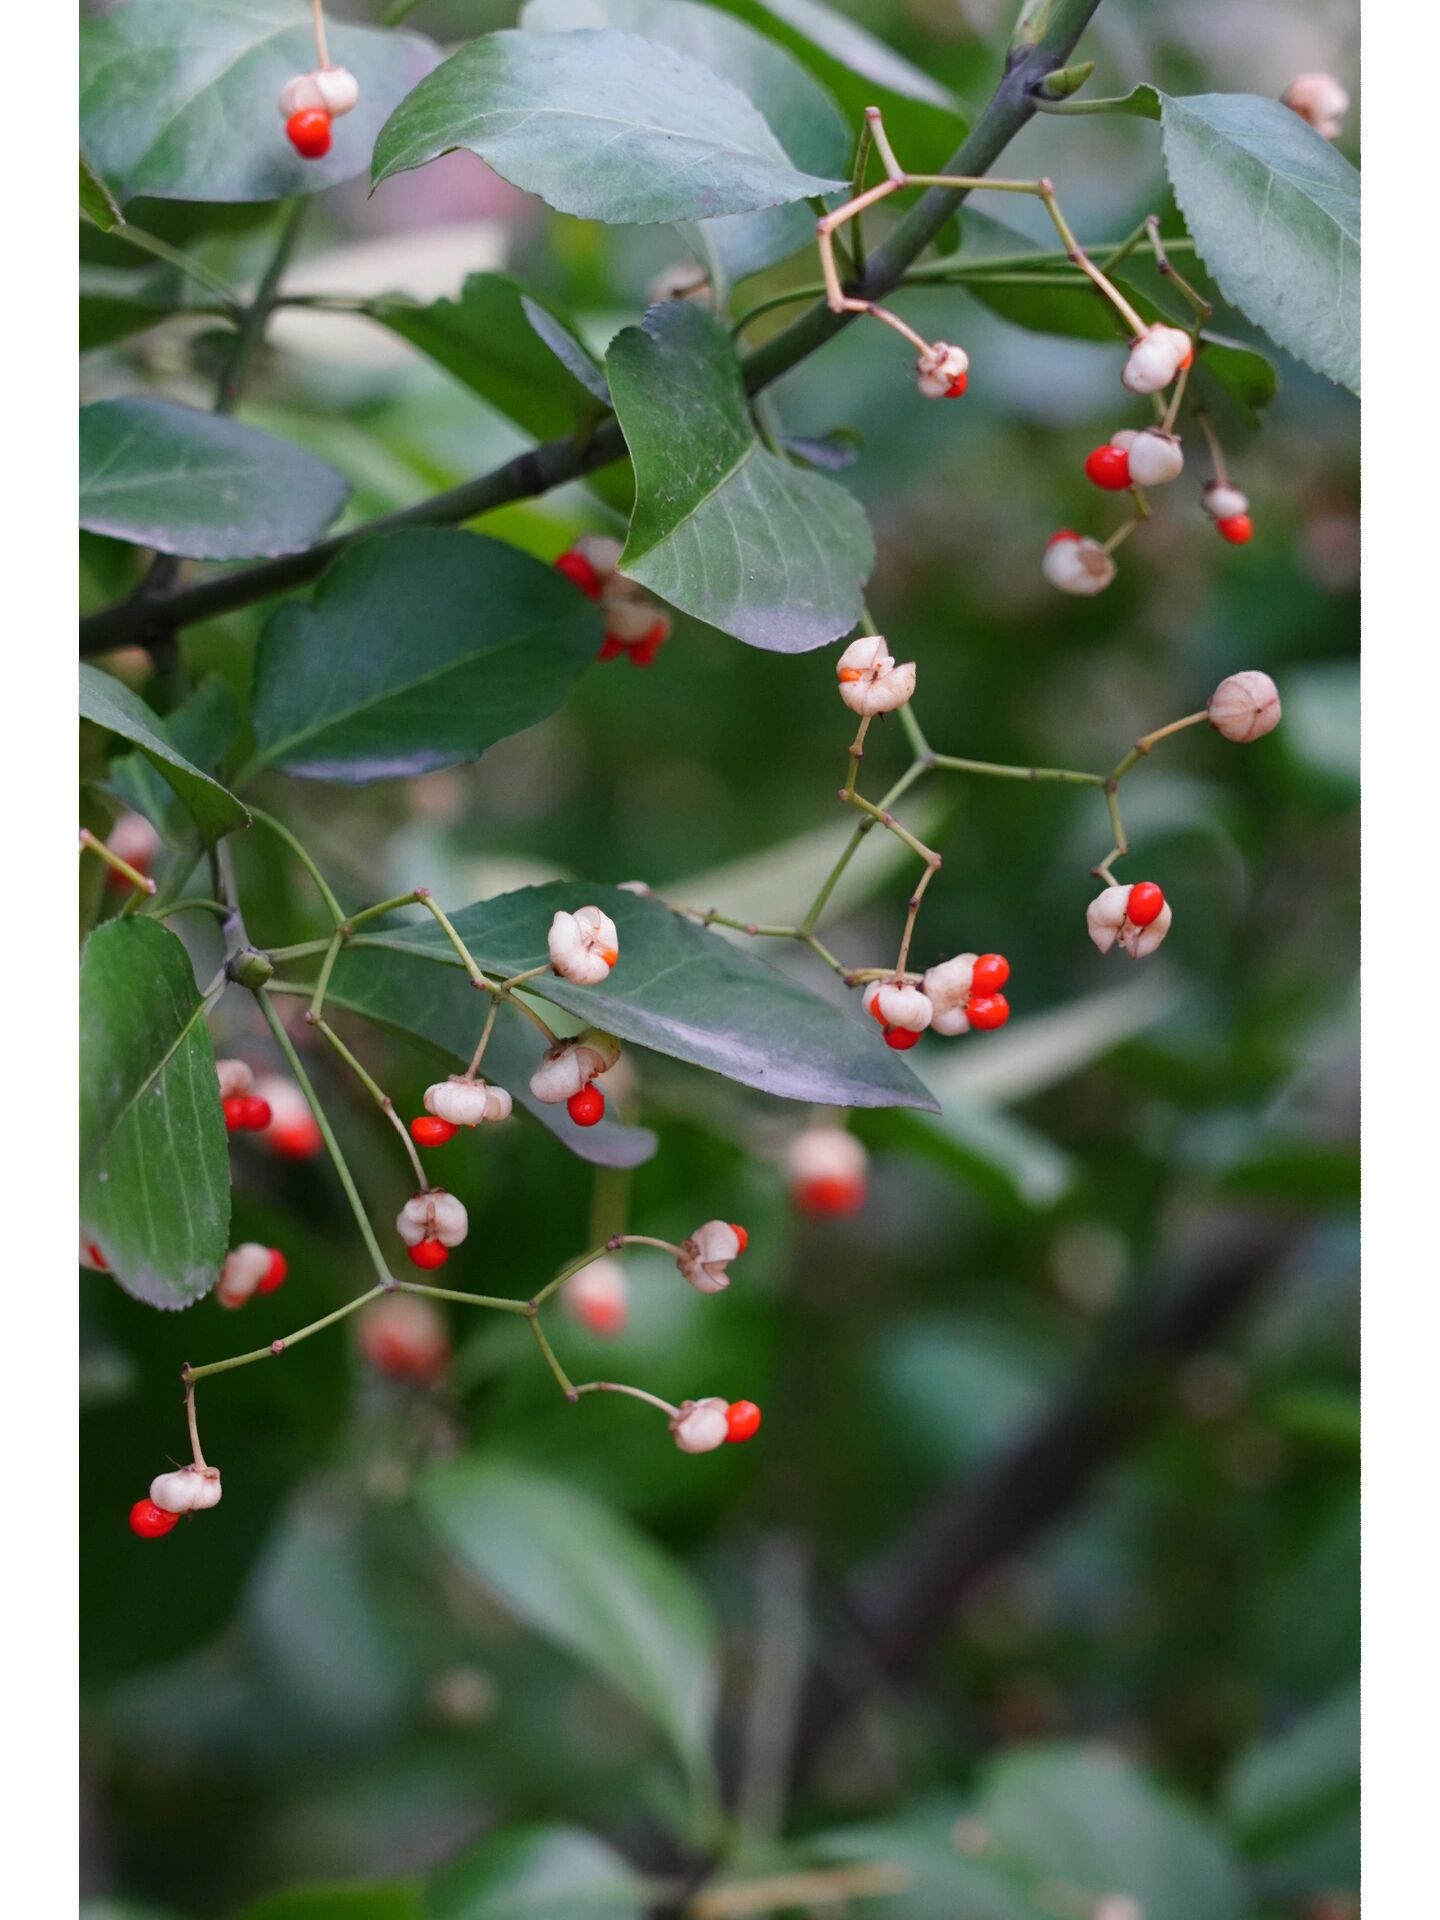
[129,1498,180,1539]
[597,634,627,662]
[257,1248,288,1295]
[85,1241,109,1271]
[794,1174,867,1217]
[1126,881,1165,927]
[222,1095,250,1132]
[1047,529,1079,547]
[554,550,604,599]
[411,1115,459,1148]
[725,1400,762,1443]
[730,1223,749,1253]
[270,1118,323,1160]
[238,1095,273,1131]
[1217,514,1253,545]
[945,372,968,397]
[970,953,1010,995]
[884,1026,921,1050]
[407,1239,449,1270]
[627,622,668,667]
[966,993,1011,1031]
[286,108,332,159]
[1085,444,1132,491]
[567,1085,605,1127]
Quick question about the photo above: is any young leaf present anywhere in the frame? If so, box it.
[344,881,938,1111]
[371,29,845,224]
[79,919,229,1310]
[520,0,849,286]
[428,1825,651,1920]
[607,302,874,651]
[79,0,437,205]
[250,530,600,783]
[324,944,658,1170]
[366,274,604,439]
[79,398,351,561]
[420,1461,718,1783]
[80,664,249,842]
[1157,93,1359,394]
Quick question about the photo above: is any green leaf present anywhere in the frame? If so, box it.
[1158,93,1360,393]
[428,1824,651,1920]
[80,149,123,230]
[324,943,658,1170]
[420,1461,718,1781]
[79,919,229,1310]
[79,397,350,561]
[977,1745,1248,1920]
[608,302,873,651]
[1222,1683,1359,1894]
[250,530,599,783]
[226,1888,424,1920]
[371,29,844,224]
[520,0,849,286]
[80,0,437,205]
[520,295,613,404]
[106,676,242,845]
[366,274,604,440]
[347,881,937,1110]
[80,663,249,842]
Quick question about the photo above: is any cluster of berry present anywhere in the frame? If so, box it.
[554,538,672,666]
[279,63,358,161]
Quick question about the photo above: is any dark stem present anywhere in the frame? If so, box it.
[78,0,1105,657]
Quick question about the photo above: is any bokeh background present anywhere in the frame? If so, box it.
[80,3,1360,1916]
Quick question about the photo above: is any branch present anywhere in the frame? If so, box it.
[78,0,1104,657]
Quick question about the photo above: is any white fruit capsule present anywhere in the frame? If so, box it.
[835,634,917,717]
[424,1077,511,1127]
[574,534,626,585]
[215,1058,254,1100]
[357,1293,450,1382]
[1086,886,1172,959]
[396,1189,468,1249]
[670,1397,730,1454]
[151,1465,222,1513]
[217,1242,272,1310]
[1283,72,1349,139]
[1121,324,1192,395]
[528,1030,620,1104]
[604,597,670,645]
[564,1257,630,1335]
[864,978,933,1033]
[1202,481,1249,521]
[1042,532,1116,597]
[313,65,360,116]
[548,905,620,984]
[676,1220,743,1294]
[107,809,161,871]
[1208,670,1282,743]
[278,73,327,117]
[1121,428,1184,487]
[786,1125,868,1187]
[921,953,978,1036]
[915,341,969,399]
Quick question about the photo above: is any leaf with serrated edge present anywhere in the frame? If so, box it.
[79,919,229,1310]
[80,397,350,561]
[371,29,844,224]
[344,881,936,1111]
[80,664,249,842]
[608,302,873,651]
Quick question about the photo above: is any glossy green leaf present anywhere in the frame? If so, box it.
[347,881,936,1110]
[1159,93,1359,392]
[608,302,873,651]
[520,295,612,403]
[366,274,604,440]
[977,1745,1248,1920]
[427,1824,650,1920]
[250,530,599,784]
[80,150,123,230]
[105,676,242,845]
[80,0,437,205]
[80,663,249,842]
[226,1887,424,1920]
[324,943,658,1169]
[79,918,229,1310]
[79,397,350,561]
[420,1461,718,1780]
[521,0,849,286]
[371,29,844,224]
